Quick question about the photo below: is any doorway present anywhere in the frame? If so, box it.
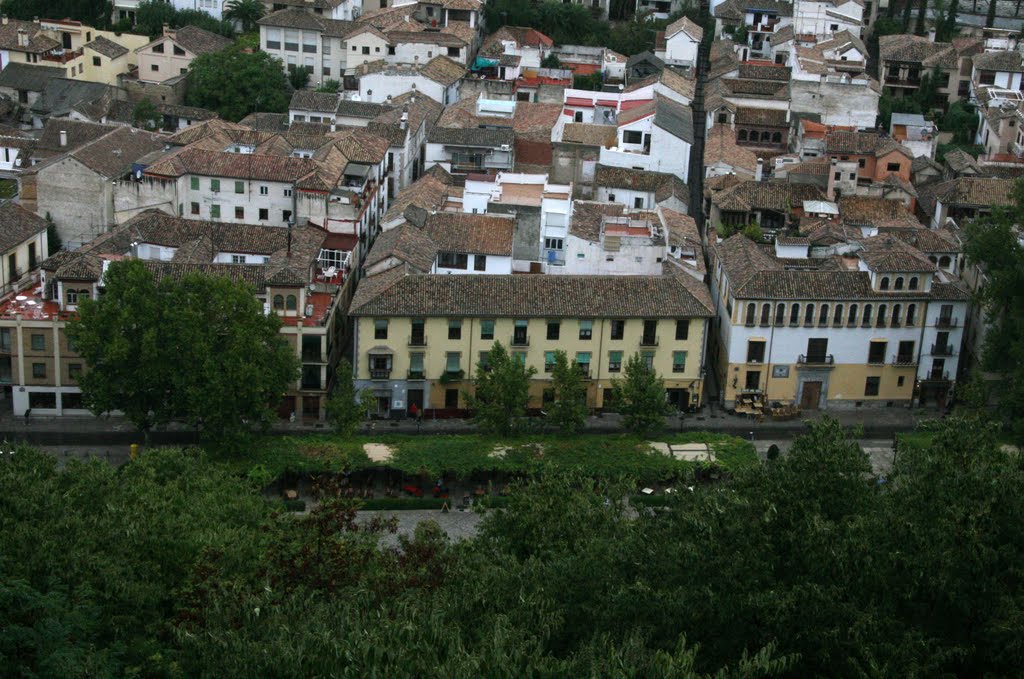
[666,388,690,411]
[800,381,822,410]
[407,388,424,416]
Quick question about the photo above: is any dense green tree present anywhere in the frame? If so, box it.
[548,349,588,433]
[914,0,928,34]
[325,359,363,436]
[186,43,290,121]
[224,0,264,33]
[44,212,60,254]
[0,0,111,28]
[133,0,234,37]
[963,179,1024,442]
[131,98,161,130]
[465,341,536,435]
[67,260,297,448]
[288,65,311,90]
[937,0,959,40]
[611,352,671,434]
[540,52,561,68]
[986,0,998,25]
[317,79,341,93]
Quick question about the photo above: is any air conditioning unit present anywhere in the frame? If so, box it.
[499,143,510,151]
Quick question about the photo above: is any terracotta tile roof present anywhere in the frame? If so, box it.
[786,157,830,175]
[658,205,700,249]
[0,201,45,252]
[738,63,791,81]
[383,174,460,225]
[85,35,129,59]
[418,55,467,85]
[166,117,257,146]
[366,222,438,271]
[927,176,1016,208]
[653,95,694,142]
[879,35,957,68]
[735,107,788,127]
[839,196,920,228]
[571,200,624,241]
[769,24,795,45]
[704,125,758,172]
[513,101,562,140]
[665,16,703,41]
[290,90,339,112]
[0,62,63,92]
[825,130,912,158]
[712,180,825,213]
[423,212,513,256]
[440,0,482,10]
[257,8,354,37]
[350,272,714,318]
[972,49,1024,73]
[32,118,114,157]
[722,77,789,99]
[858,234,937,272]
[617,100,655,126]
[881,226,960,253]
[428,125,513,147]
[0,19,59,53]
[388,29,466,47]
[167,25,232,55]
[655,173,689,204]
[145,147,319,182]
[595,165,679,193]
[943,148,981,174]
[335,98,392,117]
[560,122,615,146]
[68,126,165,178]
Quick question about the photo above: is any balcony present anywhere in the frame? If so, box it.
[923,370,950,382]
[640,335,659,346]
[407,369,425,380]
[935,317,959,328]
[931,343,956,356]
[576,367,592,380]
[370,368,392,380]
[797,354,835,367]
[892,355,917,366]
[441,369,465,382]
[510,334,530,347]
[408,334,427,346]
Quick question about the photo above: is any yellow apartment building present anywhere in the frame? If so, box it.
[348,272,713,415]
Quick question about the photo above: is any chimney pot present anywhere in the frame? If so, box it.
[2,15,8,25]
[755,157,764,182]
[59,130,67,147]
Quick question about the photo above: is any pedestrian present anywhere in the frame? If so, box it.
[410,402,419,420]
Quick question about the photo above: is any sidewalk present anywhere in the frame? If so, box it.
[0,404,941,446]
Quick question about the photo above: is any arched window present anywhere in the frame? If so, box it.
[775,303,785,325]
[892,304,901,326]
[762,130,773,142]
[772,132,782,143]
[79,289,89,300]
[862,304,873,325]
[906,304,917,325]
[819,304,829,325]
[833,304,843,325]
[880,276,890,290]
[804,303,815,325]
[939,255,951,269]
[745,303,756,325]
[848,304,858,325]
[790,303,800,325]
[894,276,904,290]
[273,294,284,310]
[929,255,938,264]
[877,304,887,327]
[909,276,919,290]
[286,294,298,311]
[738,129,748,141]
[760,303,770,325]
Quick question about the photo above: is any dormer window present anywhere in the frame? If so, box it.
[880,276,890,290]
[908,276,919,290]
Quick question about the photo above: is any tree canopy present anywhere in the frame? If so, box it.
[67,259,297,448]
[128,0,234,37]
[465,341,536,435]
[185,43,290,121]
[611,352,672,434]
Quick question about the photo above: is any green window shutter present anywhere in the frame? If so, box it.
[210,204,220,218]
[576,351,591,364]
[211,178,220,192]
[673,351,687,371]
[446,353,460,371]
[235,180,244,194]
[190,176,198,190]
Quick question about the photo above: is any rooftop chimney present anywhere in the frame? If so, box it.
[16,28,27,48]
[59,130,67,148]
[2,15,8,26]
[400,105,409,130]
[162,23,170,36]
[755,157,764,182]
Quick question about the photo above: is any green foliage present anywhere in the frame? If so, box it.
[718,221,763,241]
[734,24,748,44]
[963,179,1024,442]
[67,259,298,449]
[936,141,983,163]
[465,341,536,436]
[941,99,979,143]
[325,360,363,436]
[288,65,311,90]
[224,0,264,33]
[540,52,562,68]
[186,43,290,121]
[317,79,341,93]
[131,98,161,131]
[572,72,603,91]
[873,16,905,35]
[282,499,307,512]
[44,212,60,255]
[134,0,234,38]
[936,0,959,41]
[0,0,112,28]
[611,353,671,435]
[548,350,588,434]
[986,0,997,26]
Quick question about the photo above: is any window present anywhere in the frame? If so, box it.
[610,319,625,340]
[672,351,687,373]
[623,130,643,144]
[858,158,866,168]
[718,112,728,123]
[66,289,78,305]
[513,319,528,345]
[745,303,756,326]
[474,255,487,271]
[477,351,489,371]
[775,303,785,325]
[891,304,901,326]
[210,179,220,192]
[864,376,880,396]
[608,350,622,372]
[445,388,459,408]
[747,340,765,363]
[633,197,644,209]
[446,352,461,372]
[804,303,814,325]
[153,42,165,53]
[259,185,268,196]
[833,304,843,325]
[544,351,556,372]
[388,45,396,56]
[886,162,901,172]
[409,352,424,377]
[447,46,460,57]
[284,188,293,197]
[547,320,560,340]
[151,64,159,72]
[286,295,297,311]
[92,56,101,67]
[675,319,689,340]
[68,363,82,380]
[790,304,800,325]
[480,319,494,340]
[909,276,919,290]
[30,334,44,351]
[862,304,873,325]
[32,363,45,378]
[829,23,839,30]
[806,338,828,363]
[283,210,292,223]
[374,319,388,339]
[745,370,761,391]
[834,172,841,181]
[438,252,468,269]
[897,340,915,364]
[235,206,244,219]
[760,304,771,326]
[231,255,245,264]
[868,340,887,364]
[544,237,563,250]
[906,304,917,326]
[448,319,462,340]
[362,46,370,55]
[640,351,654,370]
[894,276,904,290]
[234,180,244,194]
[259,208,269,221]
[190,176,199,190]
[980,71,996,85]
[876,304,887,327]
[847,304,858,325]
[210,204,220,219]
[173,44,186,56]
[579,320,593,340]
[273,294,284,310]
